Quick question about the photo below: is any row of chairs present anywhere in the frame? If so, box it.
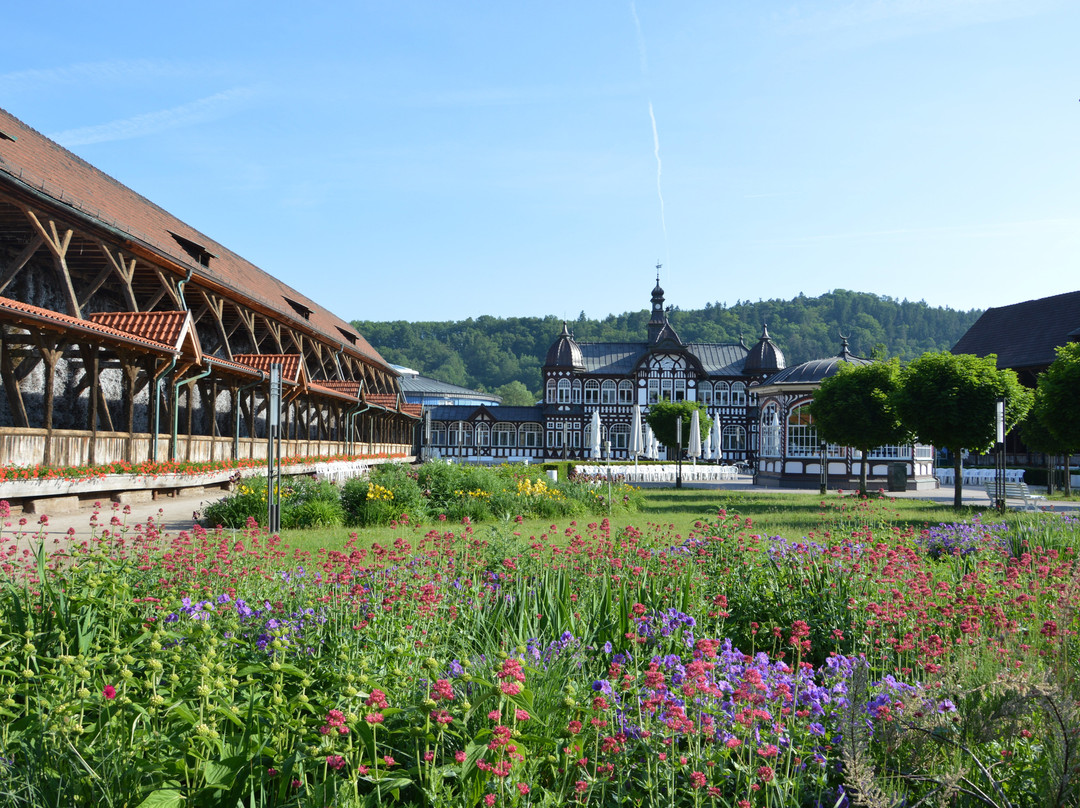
[935,468,1025,485]
[577,464,741,484]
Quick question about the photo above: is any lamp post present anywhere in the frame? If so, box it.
[994,397,1006,512]
[604,439,612,515]
[819,441,827,496]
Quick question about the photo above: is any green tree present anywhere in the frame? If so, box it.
[810,360,909,496]
[895,352,1032,508]
[1030,343,1080,494]
[1021,389,1073,494]
[645,399,711,453]
[493,380,538,407]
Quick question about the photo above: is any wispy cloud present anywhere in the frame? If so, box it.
[47,87,260,146]
[755,216,1078,246]
[630,2,648,74]
[776,0,1054,39]
[0,59,227,94]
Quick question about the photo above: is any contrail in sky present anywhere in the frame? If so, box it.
[633,3,669,260]
[648,101,666,240]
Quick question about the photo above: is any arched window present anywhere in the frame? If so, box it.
[716,381,730,406]
[493,423,516,447]
[618,380,634,404]
[584,379,600,404]
[647,378,660,404]
[519,423,542,448]
[448,422,473,446]
[546,379,556,403]
[601,380,617,404]
[609,423,630,450]
[571,379,582,404]
[432,422,447,445]
[699,384,713,407]
[474,423,489,447]
[760,403,780,457]
[786,405,817,457]
[731,382,747,407]
[722,426,747,452]
[557,379,571,404]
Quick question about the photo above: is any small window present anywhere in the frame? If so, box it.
[557,379,572,404]
[572,380,582,404]
[618,380,634,404]
[731,382,747,407]
[584,380,600,404]
[601,380,617,404]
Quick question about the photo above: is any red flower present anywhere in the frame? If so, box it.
[103,685,117,700]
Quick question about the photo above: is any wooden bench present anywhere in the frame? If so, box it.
[983,480,1047,511]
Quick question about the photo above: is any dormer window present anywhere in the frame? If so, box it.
[336,326,357,345]
[284,297,312,320]
[168,231,214,267]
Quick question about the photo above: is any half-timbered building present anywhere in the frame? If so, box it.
[423,276,785,463]
[0,108,418,469]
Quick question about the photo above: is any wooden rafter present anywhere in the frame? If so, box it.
[0,233,44,295]
[97,241,139,310]
[22,207,80,318]
[198,290,233,361]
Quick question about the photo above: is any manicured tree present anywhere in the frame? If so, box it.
[1020,390,1072,494]
[809,359,909,496]
[895,352,1032,508]
[645,399,710,454]
[1031,342,1080,494]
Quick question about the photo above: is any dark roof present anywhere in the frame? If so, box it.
[684,343,749,376]
[399,374,501,402]
[545,322,585,369]
[0,107,391,373]
[430,405,543,422]
[578,343,648,374]
[951,291,1080,371]
[743,324,786,373]
[755,339,871,389]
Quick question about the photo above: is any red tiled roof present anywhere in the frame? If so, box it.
[0,107,393,373]
[232,353,306,385]
[315,380,362,398]
[0,295,180,355]
[365,393,400,410]
[205,354,264,378]
[401,403,423,418]
[88,310,201,362]
[309,382,359,402]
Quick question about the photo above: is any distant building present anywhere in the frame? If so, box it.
[753,338,935,490]
[423,276,785,463]
[394,365,502,408]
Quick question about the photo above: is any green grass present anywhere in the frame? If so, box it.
[274,487,1034,554]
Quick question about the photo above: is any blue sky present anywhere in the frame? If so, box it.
[3,1,1078,323]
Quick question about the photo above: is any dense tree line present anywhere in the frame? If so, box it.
[353,289,980,399]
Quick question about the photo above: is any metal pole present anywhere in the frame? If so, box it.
[267,363,282,533]
[675,417,683,489]
[994,397,1006,512]
[820,442,827,495]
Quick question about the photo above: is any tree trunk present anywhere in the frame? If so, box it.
[953,450,963,509]
[859,448,869,496]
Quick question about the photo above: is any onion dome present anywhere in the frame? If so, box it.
[545,322,585,369]
[758,335,870,386]
[743,324,786,374]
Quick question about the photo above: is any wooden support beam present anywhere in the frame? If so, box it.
[199,290,233,361]
[97,241,139,311]
[0,327,30,428]
[22,208,80,318]
[0,233,44,295]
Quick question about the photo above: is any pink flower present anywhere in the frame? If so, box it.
[103,685,117,700]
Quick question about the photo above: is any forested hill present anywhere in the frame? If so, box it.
[353,290,981,401]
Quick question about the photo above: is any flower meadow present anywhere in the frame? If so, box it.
[1,492,1078,807]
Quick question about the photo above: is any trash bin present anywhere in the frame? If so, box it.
[887,463,907,492]
[546,469,558,483]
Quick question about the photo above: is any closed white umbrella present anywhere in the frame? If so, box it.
[710,414,720,461]
[589,410,602,459]
[629,403,643,466]
[648,428,659,460]
[688,408,702,465]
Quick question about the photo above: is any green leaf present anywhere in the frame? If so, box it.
[135,788,184,808]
